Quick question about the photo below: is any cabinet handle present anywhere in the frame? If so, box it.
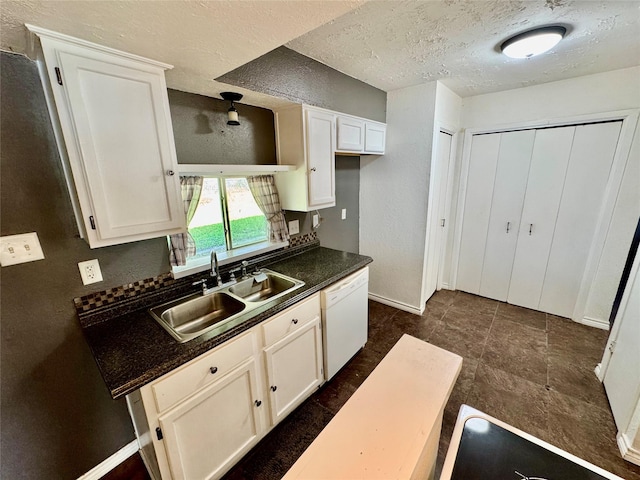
[529,223,533,235]
[310,167,317,172]
[271,385,277,392]
[292,318,299,325]
[255,400,262,407]
[209,366,218,374]
[506,221,511,233]
[166,170,175,176]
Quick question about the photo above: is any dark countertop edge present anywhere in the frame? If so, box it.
[95,251,373,399]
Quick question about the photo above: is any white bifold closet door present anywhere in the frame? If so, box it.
[506,127,576,309]
[479,130,536,301]
[457,121,622,318]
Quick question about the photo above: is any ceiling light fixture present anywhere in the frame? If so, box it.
[501,26,566,59]
[220,92,243,126]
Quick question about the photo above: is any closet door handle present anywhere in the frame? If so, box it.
[529,223,533,236]
[506,222,511,233]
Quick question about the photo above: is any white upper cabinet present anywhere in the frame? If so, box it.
[275,105,386,211]
[275,105,336,211]
[335,114,386,154]
[336,115,365,152]
[364,121,386,154]
[29,26,185,248]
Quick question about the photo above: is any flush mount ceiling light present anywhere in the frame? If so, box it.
[501,26,566,59]
[220,92,243,126]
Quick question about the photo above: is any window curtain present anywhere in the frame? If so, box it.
[247,175,290,243]
[169,176,204,266]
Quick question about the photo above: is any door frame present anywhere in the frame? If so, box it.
[421,122,459,306]
[450,108,639,325]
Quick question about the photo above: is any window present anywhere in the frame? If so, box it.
[188,177,268,259]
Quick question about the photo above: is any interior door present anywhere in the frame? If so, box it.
[456,133,502,294]
[507,126,575,310]
[424,131,453,300]
[603,250,640,433]
[479,130,535,301]
[539,121,622,317]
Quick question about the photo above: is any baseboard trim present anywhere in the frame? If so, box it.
[617,432,640,466]
[77,439,139,480]
[368,293,424,315]
[580,315,610,330]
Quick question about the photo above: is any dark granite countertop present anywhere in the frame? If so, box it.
[82,246,372,399]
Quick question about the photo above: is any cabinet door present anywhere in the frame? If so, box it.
[364,122,386,154]
[56,50,184,242]
[479,130,536,301]
[336,116,364,152]
[507,126,575,310]
[305,109,336,208]
[539,121,622,317]
[158,360,264,480]
[264,318,323,426]
[456,133,501,294]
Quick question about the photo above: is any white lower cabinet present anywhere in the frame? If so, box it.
[264,318,323,425]
[133,293,323,480]
[159,360,264,480]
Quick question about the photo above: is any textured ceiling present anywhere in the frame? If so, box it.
[1,0,638,103]
[287,0,640,96]
[0,0,364,107]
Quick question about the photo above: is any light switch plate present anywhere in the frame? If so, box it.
[0,232,45,266]
[341,208,347,220]
[78,259,103,285]
[288,220,300,235]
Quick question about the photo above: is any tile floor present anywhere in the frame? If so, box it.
[222,290,640,480]
[111,291,640,479]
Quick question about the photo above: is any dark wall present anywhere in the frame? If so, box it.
[218,46,387,123]
[317,156,360,253]
[168,89,276,165]
[0,52,172,479]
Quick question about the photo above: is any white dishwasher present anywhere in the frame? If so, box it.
[321,266,369,380]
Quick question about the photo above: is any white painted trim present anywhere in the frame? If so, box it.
[177,164,295,176]
[617,432,640,467]
[368,293,424,315]
[594,363,603,382]
[580,316,610,330]
[76,440,139,480]
[26,24,173,69]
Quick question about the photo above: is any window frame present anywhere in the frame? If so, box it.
[171,175,288,279]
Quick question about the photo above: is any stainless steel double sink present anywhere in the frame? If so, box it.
[149,269,305,343]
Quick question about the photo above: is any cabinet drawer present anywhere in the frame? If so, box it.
[152,331,256,413]
[262,294,320,346]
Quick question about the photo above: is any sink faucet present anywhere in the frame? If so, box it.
[210,251,222,286]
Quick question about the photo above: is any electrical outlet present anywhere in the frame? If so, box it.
[78,259,103,285]
[341,208,347,220]
[0,232,45,266]
[312,214,320,228]
[288,220,300,235]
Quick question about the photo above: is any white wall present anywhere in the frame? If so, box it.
[450,66,640,325]
[360,81,437,312]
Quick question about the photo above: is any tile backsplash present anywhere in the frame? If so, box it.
[74,232,319,325]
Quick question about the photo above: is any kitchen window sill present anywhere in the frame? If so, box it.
[171,240,289,279]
